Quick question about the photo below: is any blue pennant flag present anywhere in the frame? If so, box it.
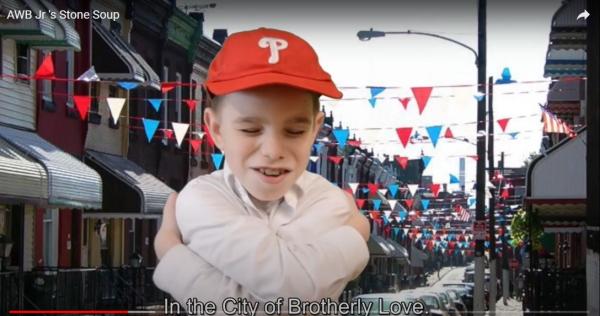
[362,188,370,194]
[426,125,443,147]
[382,215,389,225]
[368,98,377,108]
[370,86,386,98]
[373,199,381,211]
[148,99,162,112]
[393,227,401,238]
[450,174,460,184]
[211,153,224,169]
[399,210,408,220]
[468,197,476,208]
[421,199,430,210]
[485,241,490,249]
[388,184,399,197]
[474,92,485,102]
[422,156,432,169]
[509,132,519,139]
[495,67,517,84]
[117,81,140,90]
[142,118,160,143]
[333,128,349,149]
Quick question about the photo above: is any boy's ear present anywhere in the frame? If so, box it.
[203,108,224,150]
[311,111,325,140]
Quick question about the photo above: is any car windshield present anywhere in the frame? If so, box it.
[438,292,449,305]
[419,295,439,309]
[446,290,459,300]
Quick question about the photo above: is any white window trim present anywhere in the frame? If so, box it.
[43,208,59,267]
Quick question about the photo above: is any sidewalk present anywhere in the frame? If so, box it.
[427,266,454,286]
[485,298,523,315]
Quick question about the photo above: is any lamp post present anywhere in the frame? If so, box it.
[357,1,487,311]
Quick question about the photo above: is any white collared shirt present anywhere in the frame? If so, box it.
[153,161,369,305]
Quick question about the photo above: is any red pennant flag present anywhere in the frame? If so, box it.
[468,155,479,161]
[73,95,91,120]
[444,127,454,138]
[328,156,343,165]
[395,127,413,148]
[501,188,510,199]
[184,99,197,111]
[398,97,410,109]
[347,140,362,147]
[395,156,409,170]
[34,54,55,79]
[404,199,414,210]
[189,139,202,153]
[202,124,215,147]
[161,82,176,94]
[368,183,378,195]
[356,199,366,209]
[497,118,510,132]
[411,87,433,115]
[162,129,173,139]
[369,211,381,220]
[430,183,441,198]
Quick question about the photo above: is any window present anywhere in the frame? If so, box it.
[16,44,29,78]
[43,209,59,267]
[176,72,182,122]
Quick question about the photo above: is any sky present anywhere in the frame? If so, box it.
[192,0,566,186]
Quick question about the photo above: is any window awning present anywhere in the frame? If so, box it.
[92,21,160,90]
[368,234,410,263]
[0,0,81,51]
[0,125,102,209]
[84,150,174,214]
[0,137,48,205]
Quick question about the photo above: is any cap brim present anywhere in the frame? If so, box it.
[206,73,343,99]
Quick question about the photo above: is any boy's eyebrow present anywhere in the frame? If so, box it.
[233,116,313,125]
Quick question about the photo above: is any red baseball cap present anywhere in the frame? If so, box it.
[205,28,343,99]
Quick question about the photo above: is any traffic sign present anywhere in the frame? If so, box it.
[473,220,486,240]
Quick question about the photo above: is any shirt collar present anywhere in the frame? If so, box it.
[222,160,303,213]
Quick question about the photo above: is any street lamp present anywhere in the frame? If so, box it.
[357,3,488,310]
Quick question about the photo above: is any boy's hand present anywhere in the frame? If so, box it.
[344,193,370,241]
[154,192,183,260]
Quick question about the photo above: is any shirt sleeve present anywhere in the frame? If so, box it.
[173,179,369,301]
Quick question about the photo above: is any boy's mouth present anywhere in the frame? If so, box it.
[252,167,291,177]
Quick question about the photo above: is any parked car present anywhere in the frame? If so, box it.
[402,289,449,316]
[352,293,430,316]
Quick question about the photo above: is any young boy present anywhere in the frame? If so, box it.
[153,28,370,307]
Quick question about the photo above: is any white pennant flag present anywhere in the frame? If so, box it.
[408,184,419,197]
[377,188,388,197]
[106,97,126,124]
[171,122,190,147]
[384,210,392,220]
[77,66,100,82]
[309,156,319,162]
[403,228,409,235]
[348,182,359,194]
[388,199,398,211]
[195,131,205,138]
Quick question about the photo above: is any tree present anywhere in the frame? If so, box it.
[510,208,543,251]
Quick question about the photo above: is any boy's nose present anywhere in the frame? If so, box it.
[260,136,285,160]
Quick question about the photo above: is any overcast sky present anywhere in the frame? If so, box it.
[194,0,566,186]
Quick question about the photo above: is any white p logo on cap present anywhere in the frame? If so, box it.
[258,37,288,64]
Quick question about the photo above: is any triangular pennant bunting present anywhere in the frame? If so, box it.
[408,184,419,197]
[161,82,176,94]
[76,66,99,82]
[474,92,485,102]
[422,156,432,169]
[395,128,413,148]
[171,122,190,147]
[34,54,55,79]
[450,174,460,184]
[332,129,349,149]
[211,153,224,169]
[373,199,382,211]
[398,97,410,109]
[309,156,319,163]
[106,97,126,124]
[421,199,430,210]
[430,184,441,198]
[368,183,378,196]
[509,132,519,139]
[117,81,139,90]
[377,188,388,197]
[368,98,377,108]
[142,118,160,142]
[388,200,398,210]
[411,87,433,115]
[73,95,91,120]
[388,184,399,197]
[395,156,409,170]
[405,199,414,210]
[349,183,359,194]
[426,125,443,147]
[497,118,510,132]
[184,99,197,111]
[356,199,366,209]
[328,156,343,165]
[444,127,454,139]
[148,99,163,112]
[189,139,202,154]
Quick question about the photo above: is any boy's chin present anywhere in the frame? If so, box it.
[248,190,286,203]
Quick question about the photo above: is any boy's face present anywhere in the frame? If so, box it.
[204,85,325,203]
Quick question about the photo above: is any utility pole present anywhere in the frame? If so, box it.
[487,76,497,312]
[474,0,487,312]
[500,151,510,304]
